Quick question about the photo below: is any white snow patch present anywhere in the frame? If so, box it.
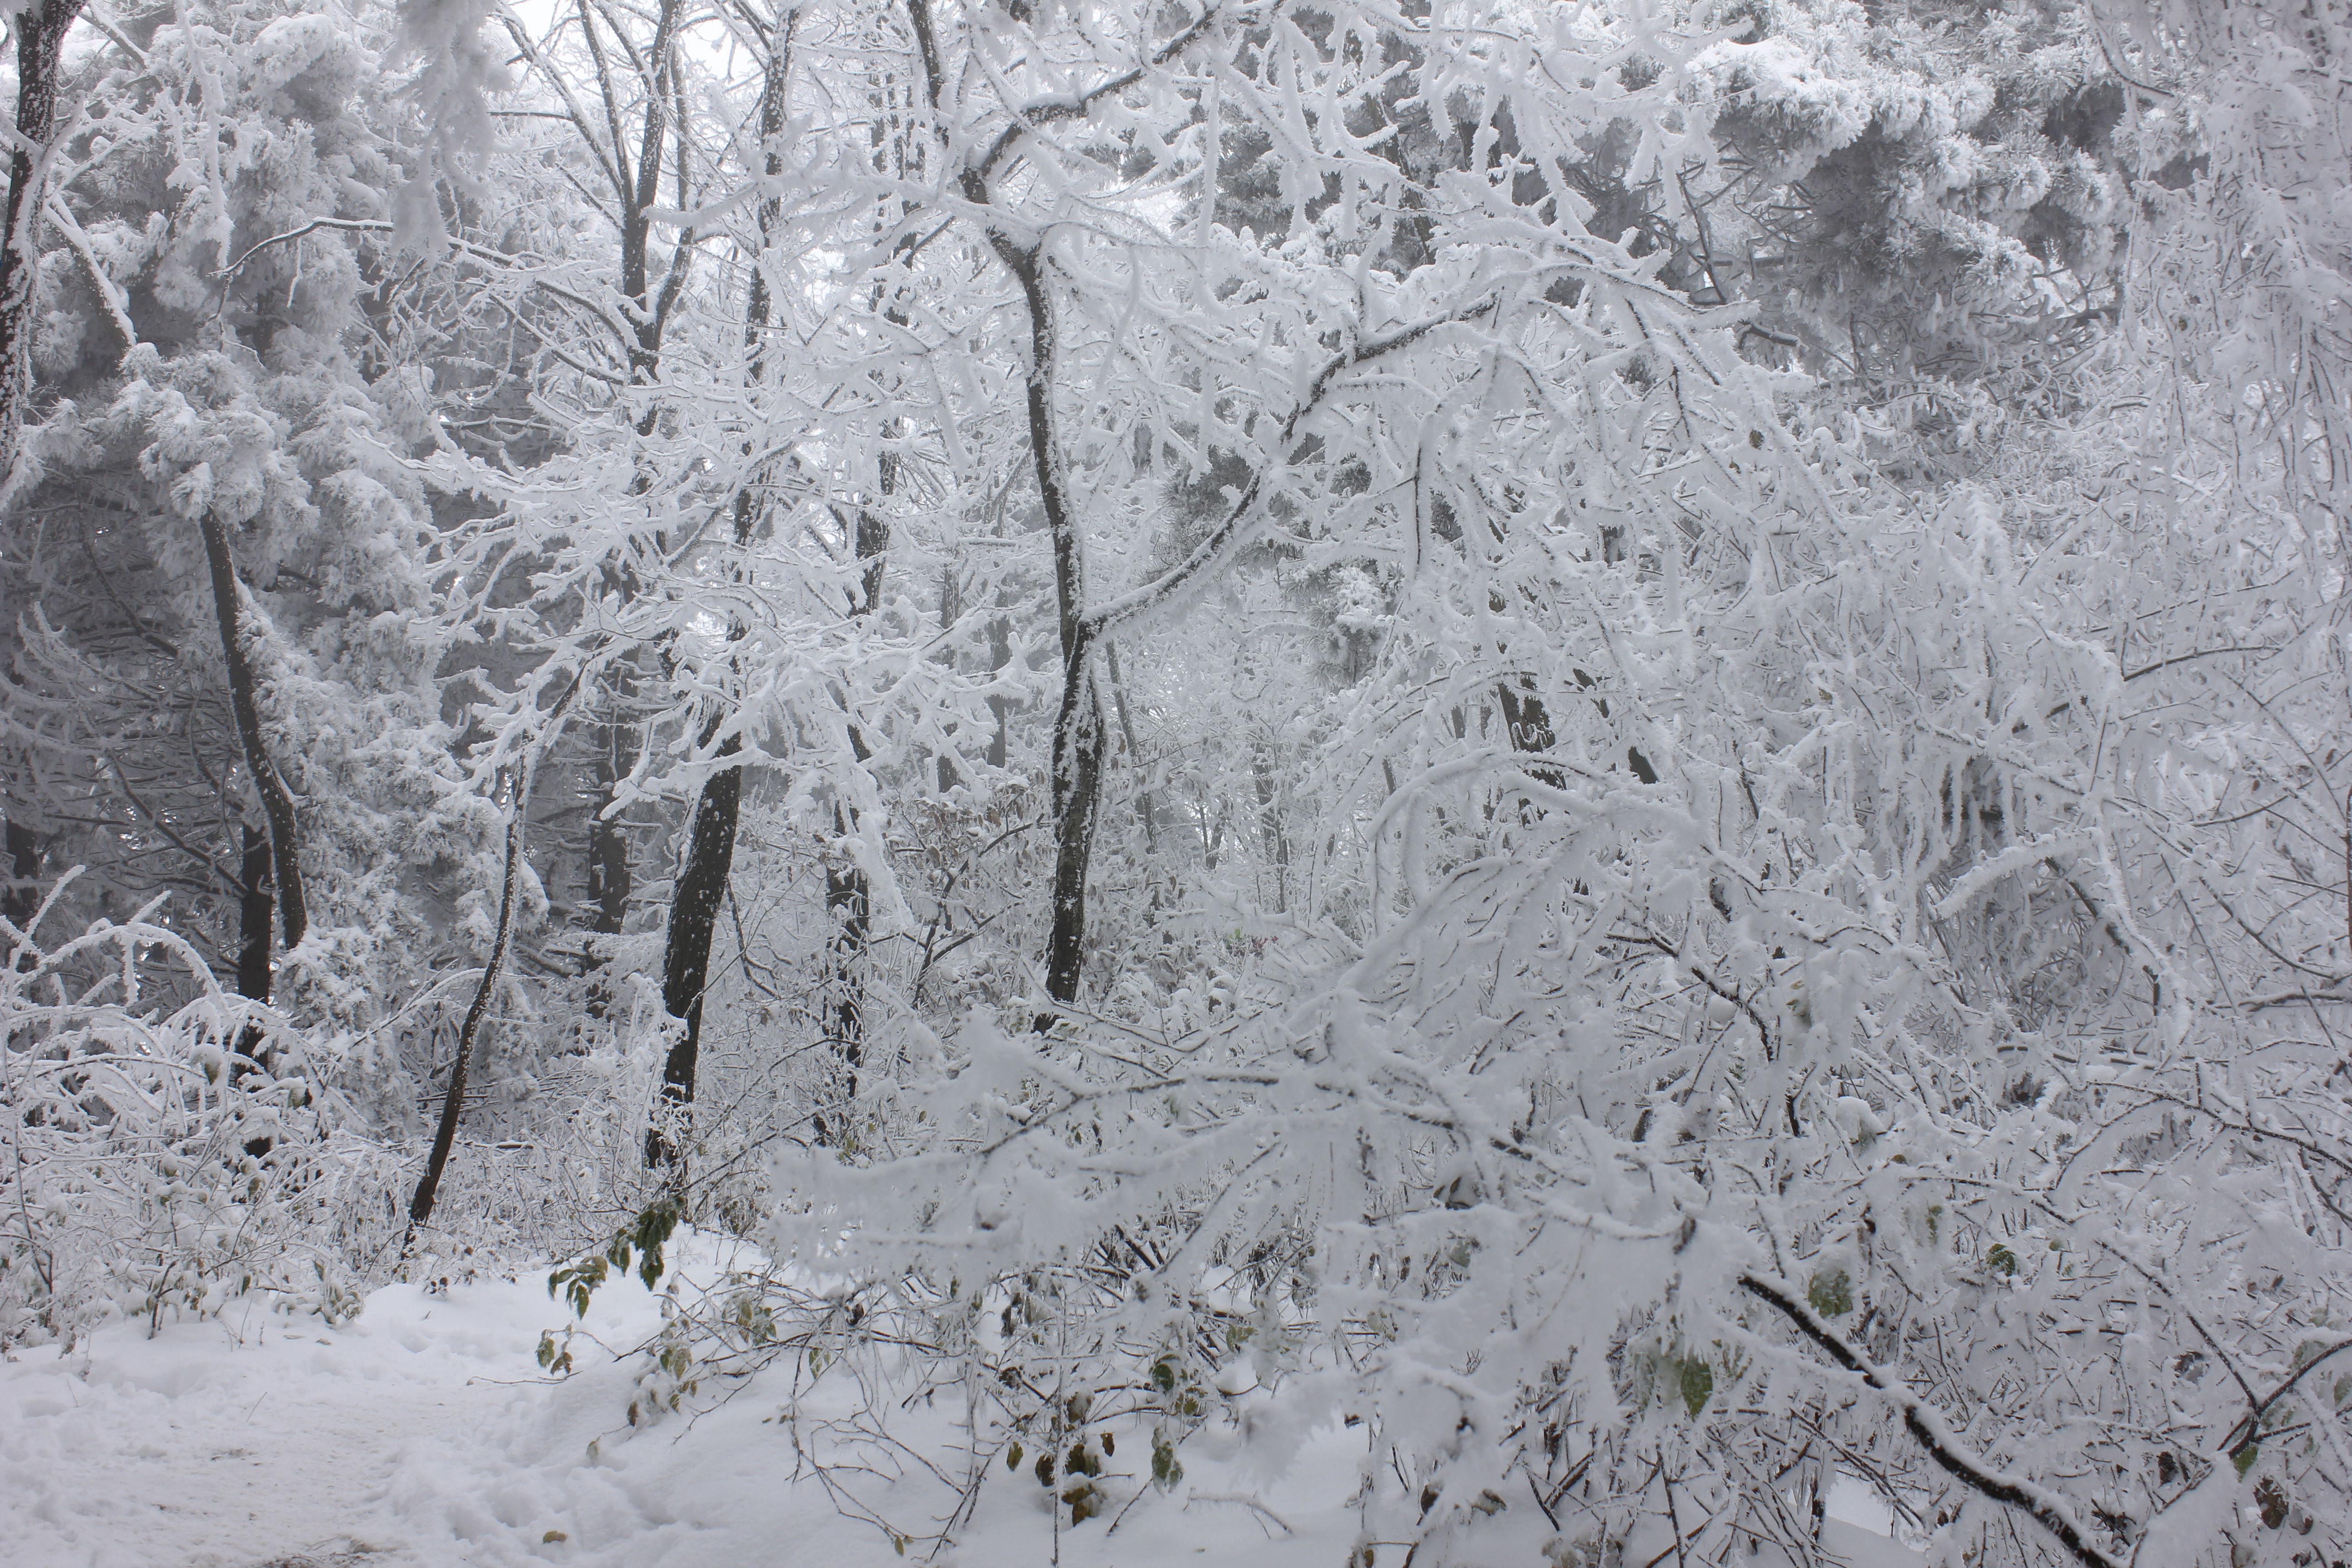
[6,1246,1926,1568]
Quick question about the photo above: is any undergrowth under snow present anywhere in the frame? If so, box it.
[0,1237,1919,1568]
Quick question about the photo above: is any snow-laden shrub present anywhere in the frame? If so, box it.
[0,876,377,1345]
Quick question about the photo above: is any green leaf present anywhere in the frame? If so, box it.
[629,1198,681,1290]
[548,1255,610,1319]
[2233,1441,2260,1479]
[1807,1269,1853,1318]
[1679,1356,1714,1417]
[1152,1429,1185,1491]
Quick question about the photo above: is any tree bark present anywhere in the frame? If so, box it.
[899,0,1229,1025]
[816,72,911,1122]
[406,766,534,1252]
[580,660,637,1016]
[199,510,306,955]
[4,811,41,971]
[646,735,741,1169]
[3,813,39,932]
[1105,642,1157,858]
[820,499,887,1125]
[985,234,1105,1025]
[642,15,794,1169]
[232,826,276,1155]
[1039,652,1106,1019]
[235,826,274,1004]
[201,510,304,1164]
[985,607,1014,769]
[0,0,89,491]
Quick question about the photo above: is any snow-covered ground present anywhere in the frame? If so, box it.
[3,1246,1922,1568]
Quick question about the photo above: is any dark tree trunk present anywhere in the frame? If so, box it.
[821,830,870,1099]
[985,234,1106,1025]
[646,740,742,1169]
[3,812,39,931]
[5,812,41,972]
[616,0,689,391]
[1496,676,1555,759]
[236,826,274,1004]
[935,564,963,791]
[1039,655,1106,1018]
[818,473,892,1123]
[199,510,304,1161]
[985,608,1014,769]
[199,510,306,953]
[567,0,692,992]
[0,0,88,487]
[641,19,794,1170]
[818,72,911,1118]
[407,769,534,1250]
[233,826,275,1154]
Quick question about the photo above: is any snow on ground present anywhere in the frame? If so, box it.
[3,1240,1923,1568]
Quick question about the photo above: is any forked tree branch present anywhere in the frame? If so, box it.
[971,2,1224,181]
[1084,298,1497,643]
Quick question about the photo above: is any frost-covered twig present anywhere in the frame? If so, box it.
[1739,1271,2122,1568]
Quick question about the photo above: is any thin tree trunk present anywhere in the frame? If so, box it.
[1496,673,1570,789]
[935,564,963,791]
[985,234,1105,1025]
[199,511,306,954]
[231,825,275,1153]
[1105,642,1156,858]
[406,764,534,1252]
[985,607,1014,769]
[646,734,742,1169]
[586,705,633,941]
[820,497,886,1128]
[581,660,637,1016]
[817,72,911,1126]
[581,0,685,977]
[642,14,794,1169]
[1039,654,1106,1019]
[408,667,582,1240]
[3,813,39,931]
[235,826,274,1004]
[555,0,690,1001]
[906,0,1191,1024]
[1251,735,1287,913]
[0,0,88,492]
[5,811,42,971]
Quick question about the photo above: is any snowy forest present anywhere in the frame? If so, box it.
[2,0,2349,1563]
